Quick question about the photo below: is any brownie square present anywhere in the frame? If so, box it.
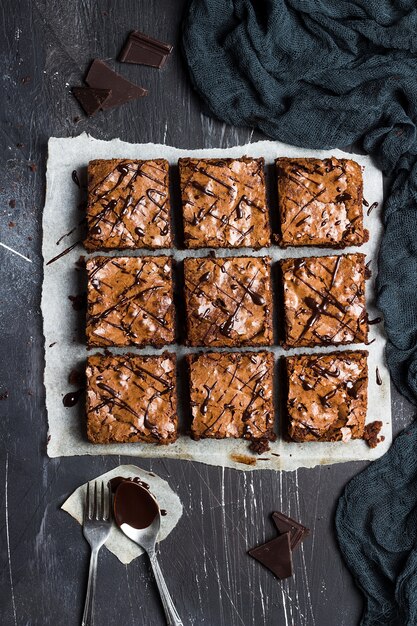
[280,253,368,348]
[86,353,177,444]
[285,351,368,442]
[86,256,174,347]
[276,157,367,248]
[84,159,171,250]
[184,256,273,347]
[188,351,275,444]
[179,157,270,248]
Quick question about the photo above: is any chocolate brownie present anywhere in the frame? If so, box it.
[86,256,174,347]
[86,353,177,444]
[280,253,368,348]
[179,157,270,248]
[285,351,368,442]
[276,157,367,247]
[184,256,273,347]
[188,351,275,444]
[84,159,171,250]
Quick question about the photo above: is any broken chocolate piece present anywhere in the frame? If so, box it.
[248,532,293,580]
[85,59,147,110]
[272,512,310,551]
[72,86,112,116]
[363,421,385,449]
[119,31,173,68]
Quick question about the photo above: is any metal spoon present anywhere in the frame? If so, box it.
[113,480,183,626]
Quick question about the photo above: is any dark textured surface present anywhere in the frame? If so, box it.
[0,2,414,625]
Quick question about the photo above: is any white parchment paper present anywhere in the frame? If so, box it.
[61,464,183,564]
[43,134,391,471]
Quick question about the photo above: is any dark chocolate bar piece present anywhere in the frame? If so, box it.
[272,511,310,551]
[85,59,147,109]
[119,31,173,68]
[72,87,112,116]
[248,532,293,580]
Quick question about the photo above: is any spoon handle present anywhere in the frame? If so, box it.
[149,552,183,626]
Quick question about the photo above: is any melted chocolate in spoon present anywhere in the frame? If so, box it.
[113,479,159,530]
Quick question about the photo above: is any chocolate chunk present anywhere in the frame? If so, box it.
[272,511,310,551]
[363,421,385,448]
[119,31,173,68]
[248,532,293,580]
[72,86,112,116]
[85,60,147,110]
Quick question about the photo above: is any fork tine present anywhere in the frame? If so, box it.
[101,482,105,520]
[107,482,112,521]
[84,482,90,520]
[93,481,98,520]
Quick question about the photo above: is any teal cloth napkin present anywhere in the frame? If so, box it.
[183,2,417,623]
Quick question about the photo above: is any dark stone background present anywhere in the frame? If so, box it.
[0,2,414,624]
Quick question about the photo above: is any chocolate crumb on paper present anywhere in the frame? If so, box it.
[363,421,385,448]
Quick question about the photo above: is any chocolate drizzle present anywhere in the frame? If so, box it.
[282,253,368,347]
[86,353,177,444]
[72,170,81,188]
[86,256,174,348]
[287,352,368,442]
[368,316,382,325]
[185,256,272,347]
[277,157,366,247]
[189,352,274,447]
[179,157,270,248]
[85,159,171,250]
[46,241,80,265]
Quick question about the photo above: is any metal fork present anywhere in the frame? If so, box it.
[81,481,112,626]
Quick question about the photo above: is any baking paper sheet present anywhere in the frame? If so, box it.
[61,464,183,564]
[42,134,391,470]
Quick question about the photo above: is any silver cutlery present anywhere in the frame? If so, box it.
[114,480,183,626]
[81,481,112,626]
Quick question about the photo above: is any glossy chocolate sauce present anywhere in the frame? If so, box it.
[72,170,81,188]
[113,478,159,530]
[62,388,84,407]
[368,316,382,325]
[46,241,80,266]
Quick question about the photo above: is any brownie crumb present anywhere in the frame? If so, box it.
[68,293,87,311]
[0,390,9,401]
[9,199,16,208]
[68,369,84,386]
[363,421,385,448]
[8,221,15,228]
[29,163,37,172]
[249,435,276,455]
